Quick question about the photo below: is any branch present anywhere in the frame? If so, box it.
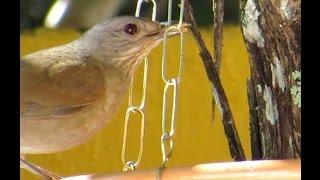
[183,0,246,161]
[211,0,224,122]
[213,0,224,71]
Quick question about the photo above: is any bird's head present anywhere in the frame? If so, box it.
[79,16,189,74]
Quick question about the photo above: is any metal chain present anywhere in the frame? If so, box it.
[121,0,157,172]
[160,0,185,168]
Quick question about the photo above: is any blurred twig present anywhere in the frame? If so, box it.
[211,0,224,122]
[213,0,224,71]
[183,0,246,161]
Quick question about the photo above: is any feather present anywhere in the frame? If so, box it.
[20,45,106,121]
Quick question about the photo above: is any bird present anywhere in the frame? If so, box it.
[20,16,189,179]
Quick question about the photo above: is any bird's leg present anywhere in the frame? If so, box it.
[20,158,62,180]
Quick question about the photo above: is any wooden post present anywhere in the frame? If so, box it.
[239,0,301,159]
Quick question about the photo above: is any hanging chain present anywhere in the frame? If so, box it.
[160,0,185,168]
[121,0,186,172]
[121,0,157,172]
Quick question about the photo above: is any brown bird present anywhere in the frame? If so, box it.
[20,16,188,179]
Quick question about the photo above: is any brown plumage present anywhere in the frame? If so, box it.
[20,15,189,154]
[20,16,188,179]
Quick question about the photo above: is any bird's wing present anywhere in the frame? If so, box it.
[20,51,106,121]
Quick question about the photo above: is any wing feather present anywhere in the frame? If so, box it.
[20,47,106,121]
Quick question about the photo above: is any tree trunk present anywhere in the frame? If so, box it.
[239,0,301,159]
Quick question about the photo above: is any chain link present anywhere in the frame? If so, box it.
[121,107,145,171]
[161,27,184,84]
[121,0,186,172]
[121,0,157,172]
[160,0,185,168]
[160,79,178,167]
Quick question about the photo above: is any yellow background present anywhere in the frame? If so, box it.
[20,25,251,179]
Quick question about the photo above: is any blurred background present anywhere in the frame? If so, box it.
[20,0,239,31]
[20,0,250,179]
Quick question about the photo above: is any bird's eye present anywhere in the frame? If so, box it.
[124,23,138,35]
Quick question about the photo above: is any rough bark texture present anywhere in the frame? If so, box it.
[213,0,224,71]
[184,0,246,161]
[240,0,301,159]
[211,0,224,122]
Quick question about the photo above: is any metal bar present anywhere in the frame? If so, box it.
[62,160,300,180]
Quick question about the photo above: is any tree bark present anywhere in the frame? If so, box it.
[239,0,301,159]
[184,0,246,161]
[213,0,224,71]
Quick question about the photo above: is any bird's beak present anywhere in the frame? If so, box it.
[145,22,190,39]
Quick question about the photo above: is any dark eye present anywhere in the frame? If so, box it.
[124,23,138,35]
